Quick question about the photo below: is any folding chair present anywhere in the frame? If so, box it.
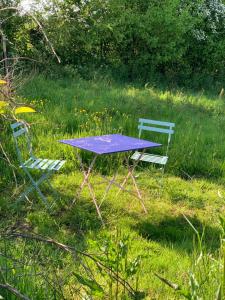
[11,121,66,208]
[131,118,175,171]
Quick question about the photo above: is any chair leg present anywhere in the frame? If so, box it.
[16,184,36,204]
[155,166,165,188]
[20,168,54,209]
[45,178,64,208]
[34,185,51,209]
[146,165,165,199]
[46,178,60,197]
[16,182,50,209]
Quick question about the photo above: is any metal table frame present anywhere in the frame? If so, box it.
[60,134,161,224]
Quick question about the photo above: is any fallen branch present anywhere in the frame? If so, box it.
[0,283,30,300]
[0,57,40,64]
[6,231,136,296]
[154,273,180,291]
[0,7,18,12]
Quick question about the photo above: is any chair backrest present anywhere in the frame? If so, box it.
[138,118,175,156]
[11,121,34,164]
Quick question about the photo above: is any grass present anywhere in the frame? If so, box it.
[18,74,225,179]
[1,74,225,299]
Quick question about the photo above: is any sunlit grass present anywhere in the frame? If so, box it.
[17,75,225,180]
[1,75,225,299]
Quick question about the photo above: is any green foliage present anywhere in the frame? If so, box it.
[31,0,225,82]
[73,273,104,298]
[0,79,36,116]
[42,0,194,79]
[2,0,225,83]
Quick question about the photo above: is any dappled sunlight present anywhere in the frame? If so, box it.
[123,82,224,115]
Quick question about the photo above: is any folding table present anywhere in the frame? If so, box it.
[59,134,161,223]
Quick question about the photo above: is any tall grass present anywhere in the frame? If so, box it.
[16,74,225,181]
[157,214,225,299]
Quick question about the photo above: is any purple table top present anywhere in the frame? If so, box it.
[59,134,161,155]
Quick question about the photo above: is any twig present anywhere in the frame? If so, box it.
[6,231,136,295]
[30,15,61,63]
[0,283,30,300]
[0,7,18,12]
[0,57,40,64]
[0,141,18,188]
[181,169,193,180]
[154,273,180,291]
[0,6,61,63]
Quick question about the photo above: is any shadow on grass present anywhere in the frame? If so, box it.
[55,196,103,233]
[8,183,102,236]
[134,214,221,253]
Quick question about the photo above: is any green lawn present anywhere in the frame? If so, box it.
[1,75,225,299]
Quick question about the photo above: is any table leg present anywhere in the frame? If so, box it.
[73,151,104,224]
[86,178,104,224]
[116,149,145,195]
[124,156,141,196]
[99,172,118,208]
[78,153,98,195]
[116,149,147,213]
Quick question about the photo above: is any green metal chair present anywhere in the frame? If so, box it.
[131,118,175,171]
[11,121,66,208]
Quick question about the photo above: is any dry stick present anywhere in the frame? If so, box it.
[0,27,18,189]
[154,273,180,291]
[0,283,30,300]
[0,6,61,63]
[0,245,66,299]
[0,57,40,64]
[79,255,96,282]
[0,7,60,95]
[39,271,67,300]
[0,7,18,12]
[1,30,13,104]
[0,141,18,189]
[30,15,61,64]
[0,89,14,101]
[7,232,136,296]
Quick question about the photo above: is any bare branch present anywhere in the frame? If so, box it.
[0,6,61,63]
[0,141,18,188]
[0,283,30,300]
[0,57,41,64]
[30,14,61,63]
[0,7,18,12]
[155,273,181,291]
[6,232,136,295]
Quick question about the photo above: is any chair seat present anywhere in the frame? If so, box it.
[21,158,66,171]
[131,151,168,165]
